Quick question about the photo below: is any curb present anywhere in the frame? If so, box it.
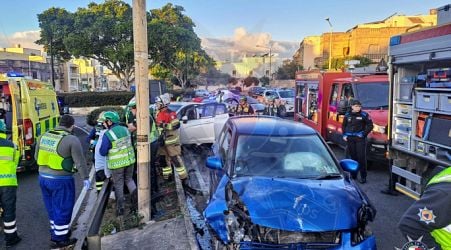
[174,173,199,250]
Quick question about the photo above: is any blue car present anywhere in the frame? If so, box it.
[204,116,377,250]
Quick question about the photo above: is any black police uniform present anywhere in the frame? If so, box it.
[342,106,373,182]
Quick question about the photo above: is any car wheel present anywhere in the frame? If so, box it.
[279,105,287,117]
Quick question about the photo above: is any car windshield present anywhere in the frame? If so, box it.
[234,134,339,179]
[278,90,295,98]
[168,104,184,112]
[355,82,389,109]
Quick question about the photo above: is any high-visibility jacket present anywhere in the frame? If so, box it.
[428,167,451,249]
[36,130,74,172]
[105,125,135,170]
[0,133,19,186]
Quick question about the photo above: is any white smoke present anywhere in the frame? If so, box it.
[0,30,43,51]
[201,27,298,62]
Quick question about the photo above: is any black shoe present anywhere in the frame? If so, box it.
[117,208,124,216]
[381,189,398,196]
[359,177,367,184]
[50,238,76,249]
[5,236,22,248]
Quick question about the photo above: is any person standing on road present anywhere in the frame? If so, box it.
[398,167,451,250]
[342,99,373,184]
[263,96,279,117]
[155,95,191,190]
[99,111,137,216]
[233,96,254,116]
[0,120,22,248]
[93,113,110,192]
[35,115,90,249]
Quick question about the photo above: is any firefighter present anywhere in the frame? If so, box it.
[342,99,373,184]
[233,96,254,116]
[263,96,279,116]
[35,115,90,248]
[398,167,451,249]
[0,120,21,248]
[155,95,188,184]
[99,111,137,216]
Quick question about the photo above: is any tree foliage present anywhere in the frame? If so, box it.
[37,1,211,89]
[259,76,270,86]
[275,60,302,80]
[322,55,372,70]
[148,4,213,88]
[243,76,259,87]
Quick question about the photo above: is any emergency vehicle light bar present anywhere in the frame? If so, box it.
[7,72,24,77]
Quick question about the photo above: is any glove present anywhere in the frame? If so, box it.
[83,179,91,190]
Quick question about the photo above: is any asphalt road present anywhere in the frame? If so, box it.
[2,116,90,250]
[183,143,415,250]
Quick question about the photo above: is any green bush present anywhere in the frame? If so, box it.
[58,91,134,108]
[86,106,126,126]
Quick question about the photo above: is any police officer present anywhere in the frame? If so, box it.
[233,96,254,116]
[263,96,279,116]
[398,167,451,249]
[99,111,137,216]
[342,99,373,183]
[35,115,90,248]
[0,120,21,248]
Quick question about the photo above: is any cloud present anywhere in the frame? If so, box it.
[201,27,298,62]
[0,30,43,51]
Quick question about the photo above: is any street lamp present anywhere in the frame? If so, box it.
[256,44,272,80]
[325,17,333,70]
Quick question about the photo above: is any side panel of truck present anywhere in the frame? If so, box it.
[388,22,451,199]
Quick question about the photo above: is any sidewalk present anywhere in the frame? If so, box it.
[99,172,198,250]
[101,216,192,250]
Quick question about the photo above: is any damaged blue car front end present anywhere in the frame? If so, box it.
[203,117,376,250]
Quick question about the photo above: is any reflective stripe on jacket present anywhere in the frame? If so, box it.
[0,134,19,186]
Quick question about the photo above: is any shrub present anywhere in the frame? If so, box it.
[58,91,134,108]
[86,106,126,126]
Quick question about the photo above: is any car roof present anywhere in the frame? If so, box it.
[228,116,317,136]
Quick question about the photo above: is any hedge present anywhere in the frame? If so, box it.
[86,106,126,126]
[58,91,134,108]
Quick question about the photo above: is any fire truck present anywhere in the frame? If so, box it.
[294,70,389,162]
[387,5,451,199]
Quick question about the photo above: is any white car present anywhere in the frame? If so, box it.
[168,102,229,145]
[263,88,295,116]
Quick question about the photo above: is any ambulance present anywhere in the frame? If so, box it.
[0,72,60,171]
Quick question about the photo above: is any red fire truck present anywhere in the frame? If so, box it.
[294,70,389,162]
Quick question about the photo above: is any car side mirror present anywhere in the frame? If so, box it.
[340,159,360,173]
[206,156,223,170]
[337,99,348,115]
[182,115,188,123]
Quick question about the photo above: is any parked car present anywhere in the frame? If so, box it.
[204,116,377,249]
[261,88,295,116]
[167,102,229,145]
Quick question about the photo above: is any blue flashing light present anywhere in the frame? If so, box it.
[390,36,401,46]
[7,71,25,77]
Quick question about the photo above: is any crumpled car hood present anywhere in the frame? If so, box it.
[230,176,363,232]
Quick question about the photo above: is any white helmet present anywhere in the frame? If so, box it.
[155,94,170,107]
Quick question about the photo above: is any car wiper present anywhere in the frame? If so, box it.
[314,173,342,180]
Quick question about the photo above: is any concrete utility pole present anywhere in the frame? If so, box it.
[325,17,333,71]
[132,0,151,221]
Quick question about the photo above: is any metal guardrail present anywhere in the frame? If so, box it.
[73,178,112,250]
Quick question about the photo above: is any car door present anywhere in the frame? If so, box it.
[180,103,222,145]
[209,126,232,198]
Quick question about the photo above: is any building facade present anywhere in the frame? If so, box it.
[295,12,437,69]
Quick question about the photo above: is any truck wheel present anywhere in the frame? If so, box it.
[279,106,287,117]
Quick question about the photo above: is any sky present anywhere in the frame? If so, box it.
[0,0,448,61]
